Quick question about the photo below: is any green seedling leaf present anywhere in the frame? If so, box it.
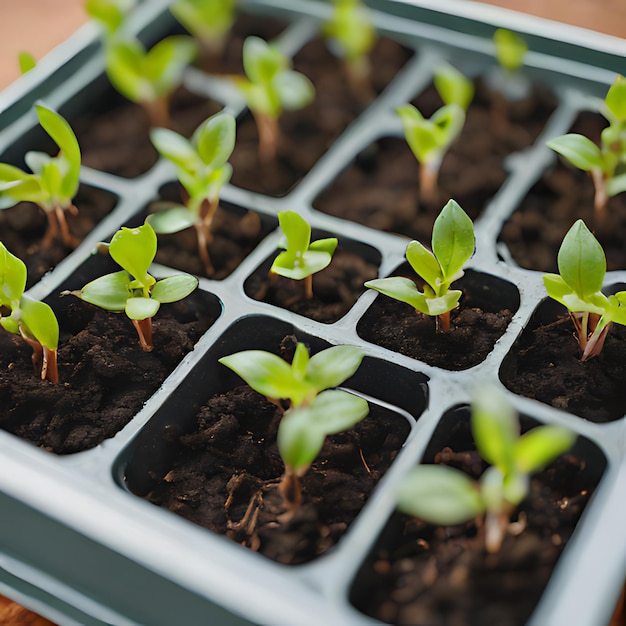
[18,51,36,74]
[86,0,136,35]
[169,0,235,46]
[0,242,27,302]
[514,425,577,474]
[150,128,198,170]
[195,112,236,170]
[77,270,131,311]
[605,74,626,121]
[493,28,528,73]
[150,274,198,303]
[397,465,484,526]
[434,63,474,111]
[323,0,376,63]
[306,344,364,391]
[109,224,157,286]
[19,296,59,350]
[274,71,316,111]
[144,36,198,99]
[126,296,160,320]
[365,276,428,312]
[146,205,197,234]
[546,134,604,172]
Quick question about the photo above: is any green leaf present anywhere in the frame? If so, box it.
[396,465,485,525]
[109,223,157,284]
[19,296,59,349]
[78,270,130,311]
[605,74,626,121]
[434,63,474,111]
[18,51,37,74]
[291,342,310,380]
[493,28,528,73]
[242,36,285,85]
[557,219,605,297]
[169,0,235,42]
[306,345,364,392]
[147,206,197,233]
[125,296,160,320]
[323,0,376,61]
[514,425,576,473]
[308,237,338,256]
[471,386,518,475]
[405,240,442,293]
[606,172,626,197]
[431,104,465,148]
[431,200,475,282]
[151,274,198,303]
[271,250,332,280]
[273,71,315,111]
[0,242,27,303]
[365,276,428,314]
[397,104,439,164]
[425,290,462,316]
[145,36,198,99]
[105,39,149,103]
[278,210,310,257]
[547,134,604,172]
[195,112,236,169]
[150,127,198,171]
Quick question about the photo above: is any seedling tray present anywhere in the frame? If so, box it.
[0,1,624,624]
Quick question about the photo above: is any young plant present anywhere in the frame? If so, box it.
[0,243,59,382]
[169,0,236,57]
[322,0,377,97]
[396,385,576,553]
[219,342,368,507]
[270,210,338,300]
[105,34,198,127]
[233,36,315,162]
[546,74,626,216]
[396,95,465,204]
[543,219,626,361]
[0,103,81,249]
[433,62,475,112]
[85,0,137,37]
[493,28,528,76]
[63,222,198,352]
[18,51,37,75]
[148,111,236,275]
[365,199,475,332]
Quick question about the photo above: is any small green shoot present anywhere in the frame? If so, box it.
[546,75,626,216]
[170,0,236,57]
[219,342,368,507]
[396,96,465,204]
[493,28,528,75]
[322,0,377,97]
[365,199,475,332]
[0,103,81,249]
[270,210,338,300]
[148,111,236,275]
[233,36,315,162]
[63,222,198,352]
[105,34,198,128]
[396,385,576,553]
[85,0,137,37]
[18,51,37,75]
[543,219,626,360]
[433,62,475,112]
[0,243,59,382]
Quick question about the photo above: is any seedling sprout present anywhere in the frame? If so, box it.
[0,104,81,249]
[493,28,528,76]
[63,222,198,352]
[233,36,315,162]
[396,385,576,553]
[365,199,475,332]
[0,243,59,382]
[18,51,37,75]
[546,75,626,216]
[85,0,137,37]
[543,219,626,360]
[270,210,338,300]
[148,111,236,275]
[219,342,368,507]
[322,0,377,97]
[105,34,198,127]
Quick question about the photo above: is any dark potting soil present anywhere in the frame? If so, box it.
[143,385,411,565]
[350,442,597,626]
[0,185,117,288]
[313,79,557,242]
[0,293,218,454]
[244,247,379,323]
[499,112,626,273]
[228,36,413,196]
[500,297,626,423]
[358,268,519,370]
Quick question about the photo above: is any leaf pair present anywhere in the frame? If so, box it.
[323,0,376,64]
[169,0,235,49]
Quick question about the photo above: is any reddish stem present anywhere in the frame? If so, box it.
[132,318,154,352]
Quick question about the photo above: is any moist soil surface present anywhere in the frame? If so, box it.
[499,111,626,272]
[500,298,626,423]
[141,385,411,565]
[0,185,117,288]
[0,293,218,454]
[358,269,519,370]
[313,79,556,241]
[244,247,379,323]
[350,417,600,626]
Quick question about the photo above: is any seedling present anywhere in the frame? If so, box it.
[493,28,528,76]
[148,111,236,275]
[219,342,368,507]
[546,75,626,216]
[0,103,81,249]
[396,385,576,553]
[169,0,236,57]
[322,0,377,97]
[18,51,37,75]
[63,222,198,352]
[270,210,338,300]
[233,36,315,162]
[0,243,59,382]
[105,34,198,127]
[543,219,626,360]
[85,0,137,37]
[433,62,475,112]
[396,97,465,204]
[365,199,475,332]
